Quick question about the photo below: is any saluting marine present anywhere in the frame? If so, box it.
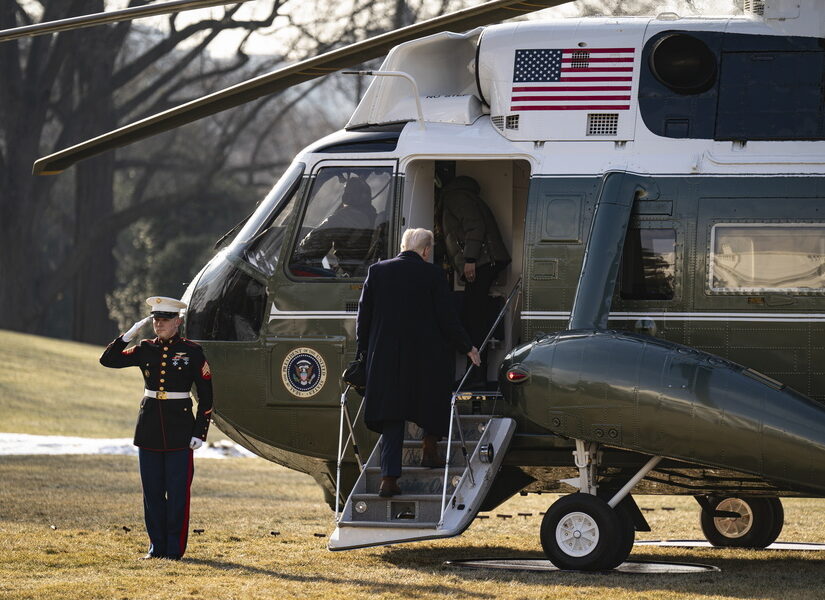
[100,296,213,560]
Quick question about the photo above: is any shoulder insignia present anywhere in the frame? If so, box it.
[201,361,212,380]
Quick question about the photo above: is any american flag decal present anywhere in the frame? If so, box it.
[511,48,635,111]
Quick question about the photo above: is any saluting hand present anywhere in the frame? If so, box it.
[467,346,481,367]
[189,437,203,450]
[122,316,152,342]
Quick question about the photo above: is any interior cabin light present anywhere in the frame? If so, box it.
[506,368,529,383]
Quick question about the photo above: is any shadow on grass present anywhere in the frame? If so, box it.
[378,544,825,599]
[184,556,497,598]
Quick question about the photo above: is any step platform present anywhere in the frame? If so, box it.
[329,415,516,551]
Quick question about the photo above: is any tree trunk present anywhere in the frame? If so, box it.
[70,0,118,344]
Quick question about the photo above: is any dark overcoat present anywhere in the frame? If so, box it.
[356,250,472,436]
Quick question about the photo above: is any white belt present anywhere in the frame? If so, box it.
[144,389,190,400]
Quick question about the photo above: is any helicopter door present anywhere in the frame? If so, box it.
[265,161,396,415]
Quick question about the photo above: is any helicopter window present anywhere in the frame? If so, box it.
[234,162,305,248]
[289,166,393,279]
[186,255,267,342]
[649,33,717,95]
[710,224,825,293]
[620,228,676,300]
[243,192,301,277]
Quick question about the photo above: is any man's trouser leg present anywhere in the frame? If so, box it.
[463,264,499,382]
[164,449,194,558]
[380,421,405,477]
[139,448,168,557]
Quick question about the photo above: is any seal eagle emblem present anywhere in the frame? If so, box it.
[281,347,327,398]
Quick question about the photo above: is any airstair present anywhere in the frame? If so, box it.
[329,280,522,551]
[328,392,516,551]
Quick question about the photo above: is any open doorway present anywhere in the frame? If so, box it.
[402,158,530,386]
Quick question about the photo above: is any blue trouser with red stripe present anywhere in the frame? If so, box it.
[138,448,194,558]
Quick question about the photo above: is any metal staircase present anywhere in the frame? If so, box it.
[330,280,522,551]
[329,396,516,550]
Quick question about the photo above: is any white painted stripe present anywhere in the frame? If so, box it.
[521,311,825,323]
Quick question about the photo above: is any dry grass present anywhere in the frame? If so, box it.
[2,454,825,600]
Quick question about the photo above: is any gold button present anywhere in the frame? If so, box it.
[160,370,166,374]
[163,354,168,358]
[161,362,166,366]
[163,347,169,351]
[160,379,165,383]
[159,386,165,391]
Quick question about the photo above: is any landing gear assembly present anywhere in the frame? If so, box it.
[539,440,662,571]
[697,495,784,548]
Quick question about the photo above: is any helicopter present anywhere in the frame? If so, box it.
[9,0,825,571]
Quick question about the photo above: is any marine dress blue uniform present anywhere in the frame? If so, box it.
[100,327,213,559]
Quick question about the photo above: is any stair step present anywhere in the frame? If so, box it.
[365,466,465,496]
[348,493,447,522]
[336,520,439,529]
[401,440,476,467]
[405,417,493,442]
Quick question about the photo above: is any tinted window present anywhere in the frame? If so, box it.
[710,224,825,293]
[289,166,393,279]
[234,162,304,246]
[187,255,267,341]
[621,228,676,300]
[243,191,301,276]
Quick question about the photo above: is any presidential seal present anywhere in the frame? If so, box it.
[281,347,327,398]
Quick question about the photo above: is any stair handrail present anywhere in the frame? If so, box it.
[335,385,366,521]
[439,278,523,526]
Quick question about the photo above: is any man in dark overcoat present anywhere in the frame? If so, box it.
[356,228,480,497]
[100,296,213,560]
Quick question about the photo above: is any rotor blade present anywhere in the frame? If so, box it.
[33,0,573,175]
[0,0,253,43]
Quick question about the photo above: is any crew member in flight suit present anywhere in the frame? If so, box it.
[100,296,213,560]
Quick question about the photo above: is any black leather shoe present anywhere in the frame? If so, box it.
[139,553,163,560]
[378,477,402,497]
[166,554,182,561]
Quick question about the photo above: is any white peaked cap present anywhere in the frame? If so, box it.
[146,296,187,317]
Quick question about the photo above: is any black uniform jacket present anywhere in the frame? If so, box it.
[100,334,213,451]
[356,251,472,437]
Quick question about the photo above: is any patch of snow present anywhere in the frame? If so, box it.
[0,433,257,459]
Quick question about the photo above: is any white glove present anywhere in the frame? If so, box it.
[189,437,203,450]
[123,316,152,342]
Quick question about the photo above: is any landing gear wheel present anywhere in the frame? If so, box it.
[540,493,629,571]
[608,497,637,569]
[700,496,783,548]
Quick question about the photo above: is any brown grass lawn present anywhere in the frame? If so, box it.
[2,454,825,600]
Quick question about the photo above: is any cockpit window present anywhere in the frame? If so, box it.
[710,224,825,293]
[288,166,393,279]
[233,161,304,238]
[186,254,267,341]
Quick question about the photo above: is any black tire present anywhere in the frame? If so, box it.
[700,496,781,548]
[606,497,636,569]
[540,493,624,571]
[763,497,784,547]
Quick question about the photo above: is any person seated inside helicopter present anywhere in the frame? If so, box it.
[291,176,378,277]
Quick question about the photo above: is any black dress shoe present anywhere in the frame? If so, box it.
[378,477,402,498]
[166,554,182,561]
[139,553,164,560]
[420,453,445,469]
